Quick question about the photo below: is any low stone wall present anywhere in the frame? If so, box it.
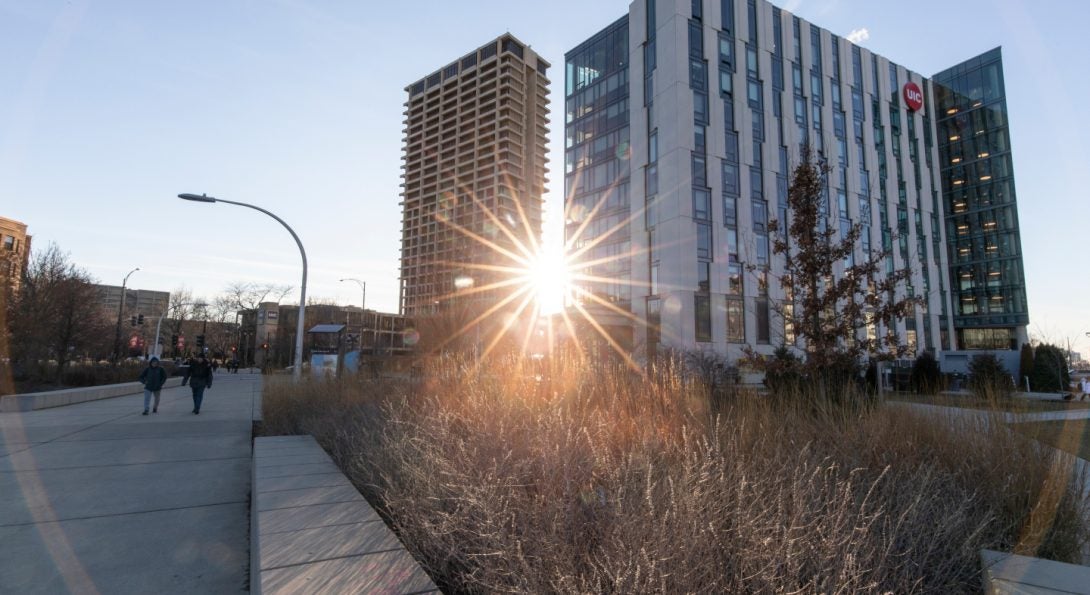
[251,435,437,595]
[0,377,185,412]
[980,549,1090,593]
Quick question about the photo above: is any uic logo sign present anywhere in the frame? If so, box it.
[903,81,924,112]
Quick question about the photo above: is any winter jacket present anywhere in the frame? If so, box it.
[139,365,168,392]
[187,360,214,388]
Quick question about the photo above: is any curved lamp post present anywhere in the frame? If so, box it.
[338,278,366,311]
[179,193,307,382]
[112,267,140,363]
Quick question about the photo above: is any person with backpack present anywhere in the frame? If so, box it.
[139,357,168,415]
[186,352,214,414]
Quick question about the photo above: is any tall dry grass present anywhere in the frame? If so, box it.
[263,353,1088,594]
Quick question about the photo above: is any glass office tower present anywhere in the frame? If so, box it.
[564,17,634,348]
[933,48,1029,351]
[565,0,1028,362]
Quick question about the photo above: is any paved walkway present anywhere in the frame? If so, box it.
[0,374,261,594]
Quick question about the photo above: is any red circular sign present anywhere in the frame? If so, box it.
[903,81,924,112]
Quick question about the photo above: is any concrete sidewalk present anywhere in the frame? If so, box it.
[0,373,261,594]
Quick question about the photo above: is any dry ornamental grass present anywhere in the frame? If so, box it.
[263,353,1088,594]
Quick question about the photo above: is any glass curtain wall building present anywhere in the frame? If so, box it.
[933,49,1029,351]
[564,18,634,348]
[564,0,1028,360]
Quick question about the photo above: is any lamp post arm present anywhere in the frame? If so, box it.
[213,198,307,382]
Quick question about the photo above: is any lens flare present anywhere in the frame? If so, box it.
[422,170,662,372]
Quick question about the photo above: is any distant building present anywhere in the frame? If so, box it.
[399,34,551,318]
[94,285,171,321]
[0,216,32,293]
[240,302,411,368]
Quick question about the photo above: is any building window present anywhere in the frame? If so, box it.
[693,153,707,186]
[693,187,711,220]
[726,298,744,342]
[721,0,734,34]
[695,295,712,342]
[756,297,770,343]
[697,222,712,259]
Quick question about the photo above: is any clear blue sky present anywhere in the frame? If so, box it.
[3,1,1088,353]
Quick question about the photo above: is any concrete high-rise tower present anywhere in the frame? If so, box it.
[399,34,550,319]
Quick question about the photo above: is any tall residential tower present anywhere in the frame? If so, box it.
[400,34,550,318]
[565,0,1028,362]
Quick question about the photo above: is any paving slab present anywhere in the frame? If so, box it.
[0,502,248,594]
[256,453,338,467]
[256,461,343,479]
[0,433,249,471]
[258,484,365,511]
[0,375,260,593]
[257,471,354,493]
[260,548,440,595]
[261,521,402,569]
[259,501,381,535]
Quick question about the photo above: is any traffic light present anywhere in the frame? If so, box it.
[261,342,269,350]
[196,335,206,349]
[231,346,237,353]
[171,335,179,348]
[130,316,137,327]
[137,314,145,325]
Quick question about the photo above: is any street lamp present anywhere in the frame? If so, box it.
[112,267,140,363]
[339,278,366,311]
[340,277,367,350]
[179,193,308,382]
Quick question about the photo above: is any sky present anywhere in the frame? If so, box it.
[2,0,1088,353]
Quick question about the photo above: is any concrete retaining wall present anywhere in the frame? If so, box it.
[980,549,1090,593]
[251,435,437,594]
[0,377,185,412]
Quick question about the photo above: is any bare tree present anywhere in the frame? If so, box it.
[8,244,111,379]
[750,147,919,398]
[163,286,195,339]
[223,282,292,311]
[0,251,16,393]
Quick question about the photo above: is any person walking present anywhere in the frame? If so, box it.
[138,357,168,415]
[1081,377,1090,402]
[187,352,214,414]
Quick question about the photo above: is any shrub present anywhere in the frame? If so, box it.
[263,353,1088,593]
[910,351,943,395]
[1030,344,1069,393]
[1018,343,1035,387]
[968,354,1014,400]
[761,345,803,397]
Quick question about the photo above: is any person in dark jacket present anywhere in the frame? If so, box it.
[139,357,168,415]
[187,352,214,414]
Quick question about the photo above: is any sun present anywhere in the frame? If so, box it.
[527,245,571,316]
